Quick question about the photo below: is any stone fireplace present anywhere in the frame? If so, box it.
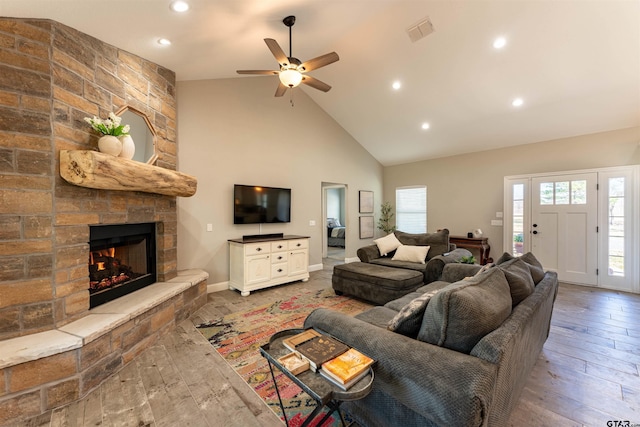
[0,18,206,424]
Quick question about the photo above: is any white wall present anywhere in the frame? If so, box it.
[383,126,640,257]
[176,77,382,283]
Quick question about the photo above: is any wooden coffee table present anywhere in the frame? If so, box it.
[260,328,374,427]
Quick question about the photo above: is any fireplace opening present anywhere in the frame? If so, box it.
[89,223,157,308]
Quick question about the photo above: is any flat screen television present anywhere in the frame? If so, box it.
[234,185,291,224]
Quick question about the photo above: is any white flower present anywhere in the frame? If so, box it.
[83,112,130,136]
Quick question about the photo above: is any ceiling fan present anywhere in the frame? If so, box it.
[236,15,339,97]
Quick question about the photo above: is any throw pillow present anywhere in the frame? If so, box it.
[388,289,440,337]
[391,245,430,264]
[394,229,449,260]
[327,218,337,228]
[417,267,512,353]
[496,258,535,306]
[520,252,545,284]
[374,233,402,256]
[495,252,514,265]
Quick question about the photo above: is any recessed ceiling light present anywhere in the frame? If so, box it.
[158,38,172,46]
[421,122,430,130]
[512,98,524,107]
[493,37,507,49]
[392,81,401,90]
[170,1,189,12]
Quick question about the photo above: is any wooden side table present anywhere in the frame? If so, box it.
[450,235,492,265]
[260,329,374,427]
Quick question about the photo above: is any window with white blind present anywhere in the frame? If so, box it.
[395,186,427,233]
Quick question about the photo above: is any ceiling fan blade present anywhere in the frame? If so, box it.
[299,52,339,72]
[275,82,288,97]
[301,75,332,92]
[264,38,289,67]
[236,70,279,75]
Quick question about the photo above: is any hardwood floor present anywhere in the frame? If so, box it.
[21,261,640,427]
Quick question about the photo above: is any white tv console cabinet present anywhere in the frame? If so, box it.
[228,235,310,296]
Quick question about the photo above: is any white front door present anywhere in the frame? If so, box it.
[531,173,598,285]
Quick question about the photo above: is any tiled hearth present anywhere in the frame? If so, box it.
[0,18,205,424]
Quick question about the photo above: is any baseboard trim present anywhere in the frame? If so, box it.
[308,263,324,272]
[208,281,229,293]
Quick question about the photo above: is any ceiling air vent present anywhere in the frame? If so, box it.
[406,17,434,43]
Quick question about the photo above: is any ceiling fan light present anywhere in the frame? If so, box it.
[279,69,303,88]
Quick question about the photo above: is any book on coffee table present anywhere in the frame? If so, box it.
[319,365,371,391]
[282,329,321,353]
[321,348,375,384]
[295,335,349,371]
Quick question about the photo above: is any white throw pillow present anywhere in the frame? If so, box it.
[391,244,430,264]
[374,233,402,256]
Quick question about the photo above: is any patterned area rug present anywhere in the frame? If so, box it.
[196,287,370,427]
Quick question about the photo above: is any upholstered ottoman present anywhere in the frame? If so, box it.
[332,262,424,305]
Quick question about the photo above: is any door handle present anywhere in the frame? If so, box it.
[533,224,538,227]
[532,230,538,235]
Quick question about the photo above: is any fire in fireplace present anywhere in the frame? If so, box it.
[89,223,157,308]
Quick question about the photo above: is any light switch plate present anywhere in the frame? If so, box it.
[491,220,503,226]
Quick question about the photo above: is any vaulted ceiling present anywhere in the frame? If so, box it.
[2,0,639,166]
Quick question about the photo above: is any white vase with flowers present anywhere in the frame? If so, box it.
[84,112,130,157]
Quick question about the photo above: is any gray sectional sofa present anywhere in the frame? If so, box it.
[331,229,473,305]
[305,252,558,427]
[356,229,471,284]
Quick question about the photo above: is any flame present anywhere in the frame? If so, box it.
[90,248,116,268]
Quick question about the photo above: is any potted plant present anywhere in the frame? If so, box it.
[513,233,524,255]
[459,255,477,264]
[377,202,396,235]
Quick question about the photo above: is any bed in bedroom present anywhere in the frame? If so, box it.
[327,218,345,247]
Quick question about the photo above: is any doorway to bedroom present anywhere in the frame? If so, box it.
[322,183,347,262]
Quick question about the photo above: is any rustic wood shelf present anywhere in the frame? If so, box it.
[60,150,197,197]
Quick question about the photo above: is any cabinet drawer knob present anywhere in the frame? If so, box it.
[296,243,301,247]
[278,256,283,260]
[277,269,283,273]
[256,247,262,252]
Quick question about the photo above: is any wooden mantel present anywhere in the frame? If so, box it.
[60,150,197,197]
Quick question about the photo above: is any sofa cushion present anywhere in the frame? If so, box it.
[392,244,430,263]
[387,289,440,337]
[417,267,512,353]
[496,258,535,306]
[497,252,545,285]
[394,229,449,260]
[520,252,545,284]
[384,291,425,311]
[370,258,426,273]
[495,252,514,265]
[354,306,398,329]
[374,233,402,256]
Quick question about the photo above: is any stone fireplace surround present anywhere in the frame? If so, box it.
[0,18,207,424]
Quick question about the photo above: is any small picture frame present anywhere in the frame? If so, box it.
[359,216,374,239]
[359,190,374,214]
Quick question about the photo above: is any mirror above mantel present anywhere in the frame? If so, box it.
[115,105,158,165]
